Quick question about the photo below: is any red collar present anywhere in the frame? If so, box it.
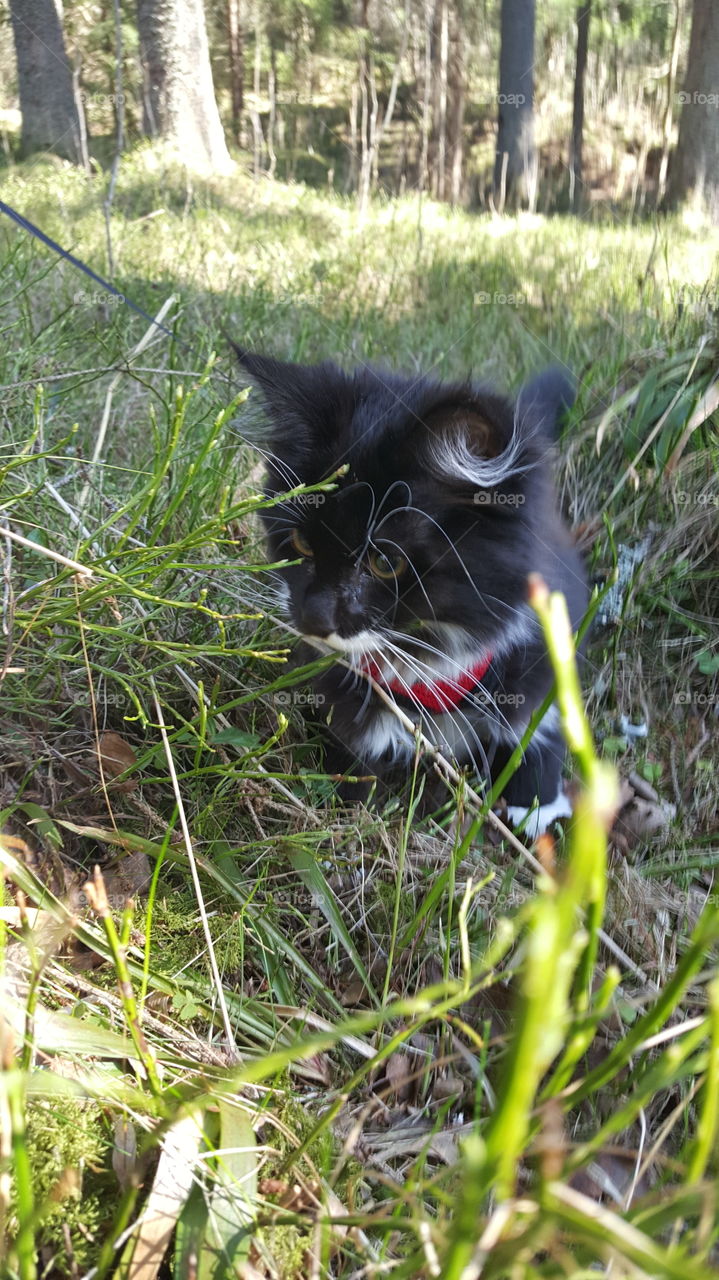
[360,653,492,713]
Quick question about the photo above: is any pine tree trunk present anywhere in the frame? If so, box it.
[9,0,84,163]
[494,0,537,211]
[570,2,591,212]
[656,0,683,208]
[418,0,435,197]
[446,2,464,204]
[137,0,233,173]
[226,0,244,138]
[669,0,719,221]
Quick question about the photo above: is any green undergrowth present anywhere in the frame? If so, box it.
[0,152,718,1276]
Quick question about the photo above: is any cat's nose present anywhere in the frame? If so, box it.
[299,584,337,637]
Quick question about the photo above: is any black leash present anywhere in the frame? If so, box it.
[0,198,179,343]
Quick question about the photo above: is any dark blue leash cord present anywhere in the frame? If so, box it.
[0,198,179,343]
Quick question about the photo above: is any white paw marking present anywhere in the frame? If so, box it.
[506,789,573,840]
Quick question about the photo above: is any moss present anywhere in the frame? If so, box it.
[9,1098,110,1273]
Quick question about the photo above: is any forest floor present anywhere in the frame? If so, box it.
[1,148,718,1277]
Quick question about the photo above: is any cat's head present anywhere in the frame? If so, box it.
[235,349,572,675]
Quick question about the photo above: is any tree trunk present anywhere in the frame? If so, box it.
[656,0,683,208]
[494,0,537,211]
[226,0,244,138]
[570,2,591,212]
[446,2,465,204]
[669,0,719,221]
[137,0,233,173]
[418,0,435,197]
[9,0,85,163]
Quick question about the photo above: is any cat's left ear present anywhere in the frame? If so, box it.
[421,390,518,490]
[516,367,576,440]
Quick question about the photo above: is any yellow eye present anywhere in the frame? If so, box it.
[368,548,407,580]
[290,528,314,557]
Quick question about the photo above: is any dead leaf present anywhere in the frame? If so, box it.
[101,849,152,907]
[112,1117,137,1189]
[385,1052,412,1102]
[340,976,370,1007]
[123,1113,202,1279]
[614,796,676,848]
[95,732,138,787]
[569,1150,648,1205]
[432,1073,464,1104]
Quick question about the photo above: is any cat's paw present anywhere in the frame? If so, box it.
[505,789,573,840]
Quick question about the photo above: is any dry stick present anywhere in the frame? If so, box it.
[78,295,178,514]
[0,525,92,579]
[151,682,237,1058]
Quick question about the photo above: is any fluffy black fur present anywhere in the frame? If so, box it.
[235,348,589,826]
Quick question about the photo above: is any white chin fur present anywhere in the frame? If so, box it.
[323,629,383,655]
[506,789,573,840]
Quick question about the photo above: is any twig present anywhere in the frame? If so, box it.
[79,296,178,513]
[0,525,92,579]
[151,682,238,1059]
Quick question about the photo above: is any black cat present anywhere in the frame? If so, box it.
[235,349,589,836]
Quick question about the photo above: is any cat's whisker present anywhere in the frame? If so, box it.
[374,503,527,627]
[379,640,496,769]
[381,637,517,747]
[370,536,439,625]
[367,481,412,545]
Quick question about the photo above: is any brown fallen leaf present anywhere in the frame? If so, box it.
[385,1052,412,1103]
[613,795,676,848]
[112,1117,138,1189]
[432,1072,464,1105]
[95,732,138,788]
[101,849,152,907]
[569,1149,649,1205]
[340,976,370,1007]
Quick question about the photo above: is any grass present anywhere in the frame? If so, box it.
[0,146,718,1276]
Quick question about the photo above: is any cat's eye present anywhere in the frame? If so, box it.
[290,528,314,557]
[368,548,407,580]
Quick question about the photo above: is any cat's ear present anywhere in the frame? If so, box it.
[516,367,576,439]
[422,369,574,490]
[231,345,352,466]
[421,394,517,490]
[232,347,319,425]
